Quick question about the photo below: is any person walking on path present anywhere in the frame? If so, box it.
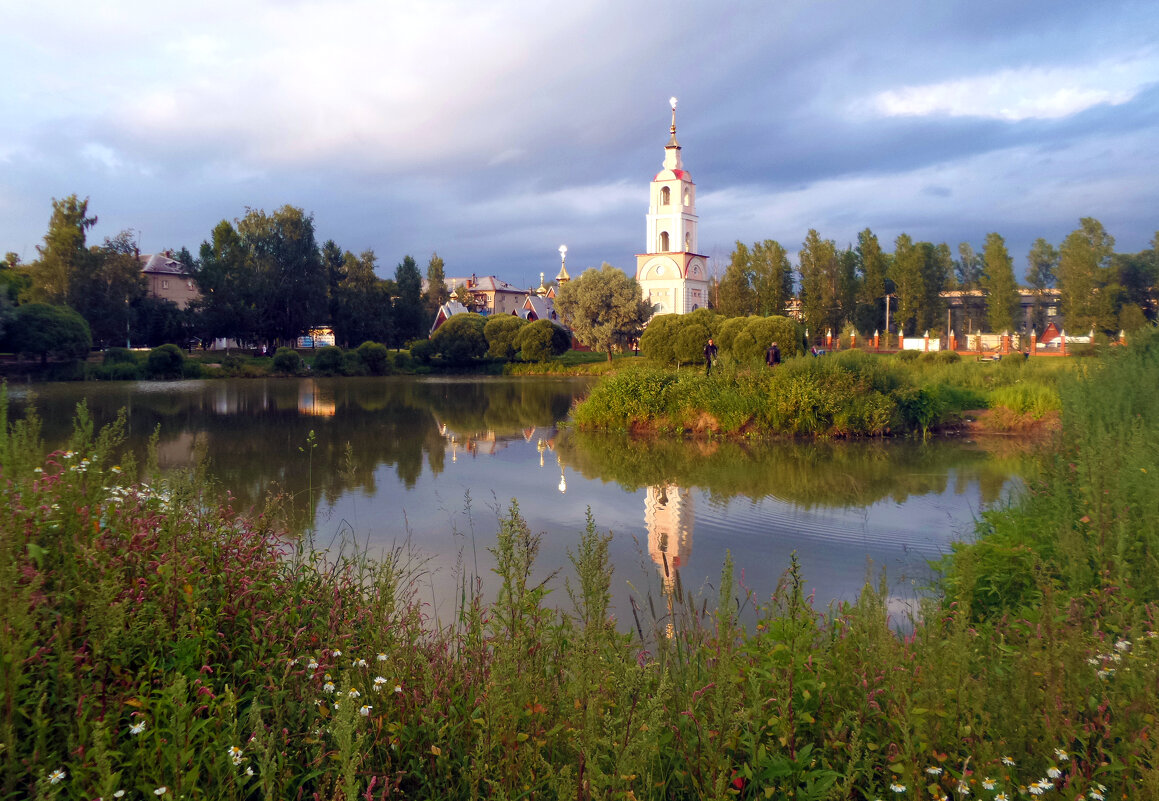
[765,341,781,368]
[704,338,718,376]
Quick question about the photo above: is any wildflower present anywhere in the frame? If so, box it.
[331,649,342,657]
[377,652,387,662]
[1087,792,1104,801]
[982,778,996,790]
[995,795,1009,801]
[155,787,168,796]
[34,467,43,474]
[114,792,125,798]
[1054,748,1068,762]
[307,658,319,670]
[354,658,368,668]
[926,766,944,776]
[889,783,906,793]
[348,688,361,699]
[1047,767,1062,779]
[1001,756,1015,766]
[373,676,387,690]
[1114,639,1131,651]
[1097,669,1114,679]
[227,745,244,765]
[957,782,970,796]
[48,768,66,784]
[1028,784,1044,796]
[360,705,372,716]
[1086,657,1100,665]
[323,682,336,693]
[130,720,147,735]
[394,684,403,694]
[111,465,122,474]
[245,766,254,777]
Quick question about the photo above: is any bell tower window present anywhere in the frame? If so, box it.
[660,186,670,205]
[659,231,669,252]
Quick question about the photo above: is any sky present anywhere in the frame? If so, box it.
[2,0,1157,289]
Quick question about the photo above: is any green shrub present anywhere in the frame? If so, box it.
[714,316,749,354]
[408,338,434,365]
[484,315,529,360]
[516,319,571,362]
[312,345,345,376]
[432,313,487,364]
[896,348,920,362]
[181,360,203,379]
[342,351,368,376]
[103,347,139,366]
[272,346,303,374]
[356,341,391,375]
[638,314,681,365]
[392,350,414,371]
[146,343,186,379]
[935,349,961,364]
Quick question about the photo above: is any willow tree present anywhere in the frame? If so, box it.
[554,263,650,362]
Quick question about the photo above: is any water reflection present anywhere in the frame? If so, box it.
[8,376,1037,619]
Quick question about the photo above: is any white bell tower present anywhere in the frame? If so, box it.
[636,97,709,315]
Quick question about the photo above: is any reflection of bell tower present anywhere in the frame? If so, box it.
[645,484,694,593]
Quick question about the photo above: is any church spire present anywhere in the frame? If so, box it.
[667,96,679,148]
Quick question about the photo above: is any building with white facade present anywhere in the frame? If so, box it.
[635,98,710,315]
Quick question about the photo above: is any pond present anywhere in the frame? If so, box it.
[8,376,1035,625]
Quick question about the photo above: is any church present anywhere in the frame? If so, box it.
[635,98,710,315]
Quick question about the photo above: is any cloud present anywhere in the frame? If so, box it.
[869,55,1158,121]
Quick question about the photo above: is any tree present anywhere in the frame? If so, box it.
[981,233,1019,333]
[798,229,839,337]
[191,220,258,347]
[393,255,425,345]
[424,252,450,321]
[1025,238,1059,331]
[26,195,98,305]
[0,252,29,303]
[751,240,793,317]
[332,250,393,347]
[1112,242,1158,325]
[70,230,146,348]
[554,263,651,362]
[237,206,326,345]
[1058,217,1116,332]
[922,243,952,333]
[715,243,756,316]
[854,228,888,335]
[6,303,91,364]
[891,234,923,336]
[956,242,984,289]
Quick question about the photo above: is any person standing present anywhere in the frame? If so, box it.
[704,338,718,376]
[765,341,781,368]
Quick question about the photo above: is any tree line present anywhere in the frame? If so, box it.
[712,220,1158,338]
[0,195,456,355]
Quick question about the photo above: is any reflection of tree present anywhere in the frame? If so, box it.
[16,377,591,532]
[557,430,1035,509]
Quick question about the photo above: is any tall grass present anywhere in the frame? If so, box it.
[2,329,1158,800]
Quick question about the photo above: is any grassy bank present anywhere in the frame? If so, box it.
[1,332,1157,799]
[572,350,1071,438]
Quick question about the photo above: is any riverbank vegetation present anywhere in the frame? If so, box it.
[2,331,1157,799]
[572,345,1071,438]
